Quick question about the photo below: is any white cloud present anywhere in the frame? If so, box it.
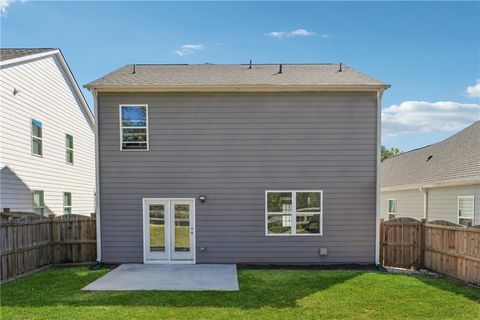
[466,80,480,98]
[0,0,25,16]
[266,28,317,39]
[382,100,480,140]
[1,0,15,16]
[175,44,204,56]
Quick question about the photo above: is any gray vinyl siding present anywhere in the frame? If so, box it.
[428,184,480,225]
[98,92,378,264]
[380,190,424,220]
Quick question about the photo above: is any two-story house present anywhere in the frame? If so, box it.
[0,48,95,216]
[86,63,389,265]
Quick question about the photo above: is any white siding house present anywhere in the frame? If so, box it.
[381,122,480,226]
[0,49,95,216]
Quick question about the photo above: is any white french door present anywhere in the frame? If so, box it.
[143,198,195,263]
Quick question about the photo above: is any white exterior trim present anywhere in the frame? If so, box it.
[118,104,149,151]
[142,198,196,264]
[381,179,480,192]
[264,190,323,236]
[93,89,101,262]
[375,89,384,265]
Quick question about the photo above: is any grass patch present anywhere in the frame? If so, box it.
[1,267,479,319]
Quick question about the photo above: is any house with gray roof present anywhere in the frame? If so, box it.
[86,63,389,265]
[381,121,480,226]
[0,48,95,216]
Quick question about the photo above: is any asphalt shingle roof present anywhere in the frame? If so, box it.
[0,48,56,62]
[381,121,480,189]
[85,64,389,88]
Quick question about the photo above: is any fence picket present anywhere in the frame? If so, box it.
[0,213,96,283]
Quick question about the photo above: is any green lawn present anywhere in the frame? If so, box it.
[1,267,479,320]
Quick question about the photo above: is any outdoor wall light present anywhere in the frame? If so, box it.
[199,195,207,203]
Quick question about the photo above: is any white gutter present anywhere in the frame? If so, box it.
[381,179,480,192]
[92,89,101,262]
[375,88,385,265]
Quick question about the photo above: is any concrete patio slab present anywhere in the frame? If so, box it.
[82,264,239,291]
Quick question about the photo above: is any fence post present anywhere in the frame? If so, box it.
[379,218,384,265]
[420,219,426,269]
[49,214,55,264]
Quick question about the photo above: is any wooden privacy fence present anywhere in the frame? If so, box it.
[380,218,480,286]
[380,217,423,269]
[1,213,96,283]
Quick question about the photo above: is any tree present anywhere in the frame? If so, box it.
[381,145,402,161]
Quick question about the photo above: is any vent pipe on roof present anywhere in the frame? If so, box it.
[278,64,283,74]
[338,63,343,72]
[132,64,136,74]
[249,60,252,69]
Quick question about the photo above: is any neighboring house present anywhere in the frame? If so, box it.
[0,48,95,216]
[381,121,480,226]
[85,63,389,265]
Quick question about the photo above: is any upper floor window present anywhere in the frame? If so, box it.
[66,134,74,164]
[266,191,323,236]
[33,190,44,215]
[64,192,72,214]
[458,196,474,227]
[31,119,42,156]
[120,105,148,150]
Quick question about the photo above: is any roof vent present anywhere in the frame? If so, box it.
[249,59,252,69]
[278,64,283,74]
[426,155,433,162]
[338,63,343,72]
[132,64,136,74]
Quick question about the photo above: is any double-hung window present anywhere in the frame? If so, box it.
[31,119,42,156]
[33,190,44,215]
[66,134,74,164]
[266,191,323,235]
[458,196,474,227]
[64,192,72,214]
[388,199,397,220]
[120,105,148,150]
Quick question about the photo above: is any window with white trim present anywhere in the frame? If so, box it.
[458,196,474,227]
[33,190,44,215]
[120,105,148,150]
[31,119,42,156]
[388,199,397,220]
[66,134,74,164]
[63,192,72,215]
[266,191,322,235]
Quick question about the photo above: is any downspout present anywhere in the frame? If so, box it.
[92,88,102,262]
[420,188,428,222]
[375,89,385,265]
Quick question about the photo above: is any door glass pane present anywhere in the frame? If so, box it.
[149,205,165,252]
[174,204,190,252]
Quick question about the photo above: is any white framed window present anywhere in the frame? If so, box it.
[119,105,148,150]
[388,199,397,214]
[33,190,44,215]
[66,134,74,164]
[63,192,72,215]
[265,190,323,236]
[31,119,42,156]
[458,196,474,227]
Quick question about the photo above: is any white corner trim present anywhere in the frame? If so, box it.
[93,89,101,262]
[375,88,384,265]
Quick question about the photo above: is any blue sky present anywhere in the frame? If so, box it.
[1,1,479,151]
